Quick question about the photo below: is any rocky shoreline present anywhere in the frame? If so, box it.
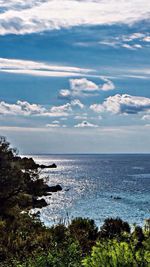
[12,155,61,209]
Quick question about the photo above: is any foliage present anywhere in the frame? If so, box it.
[0,136,47,218]
[68,217,98,254]
[99,217,130,239]
[0,215,82,267]
[82,239,150,267]
[0,136,27,216]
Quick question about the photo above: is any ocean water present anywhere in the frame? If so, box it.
[31,154,150,228]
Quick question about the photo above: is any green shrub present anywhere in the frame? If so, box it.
[82,239,150,267]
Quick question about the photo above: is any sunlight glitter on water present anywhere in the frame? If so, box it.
[31,154,150,227]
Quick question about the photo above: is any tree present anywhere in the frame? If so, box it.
[0,136,39,218]
[68,217,98,254]
[99,217,130,239]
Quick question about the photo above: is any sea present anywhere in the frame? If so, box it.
[30,154,150,228]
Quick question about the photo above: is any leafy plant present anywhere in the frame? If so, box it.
[82,239,150,267]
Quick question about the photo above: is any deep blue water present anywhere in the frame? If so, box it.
[31,154,150,228]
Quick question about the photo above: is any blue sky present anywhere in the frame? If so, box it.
[0,0,150,153]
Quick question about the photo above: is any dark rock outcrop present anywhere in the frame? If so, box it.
[31,184,62,208]
[27,179,62,196]
[38,163,57,169]
[13,156,57,170]
[111,196,122,200]
[48,184,62,192]
[32,197,47,208]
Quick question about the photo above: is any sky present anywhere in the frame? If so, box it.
[0,0,150,154]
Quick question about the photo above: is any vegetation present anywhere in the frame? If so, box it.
[0,136,150,266]
[82,239,150,267]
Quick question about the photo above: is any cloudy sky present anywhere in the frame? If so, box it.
[0,0,150,153]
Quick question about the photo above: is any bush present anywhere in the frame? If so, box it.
[68,217,98,254]
[82,239,150,267]
[99,217,130,239]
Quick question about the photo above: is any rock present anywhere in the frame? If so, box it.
[49,163,57,168]
[32,197,47,208]
[12,156,57,170]
[40,184,62,193]
[48,184,62,192]
[111,196,122,200]
[28,180,62,197]
[37,163,57,169]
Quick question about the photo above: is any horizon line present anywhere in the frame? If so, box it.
[21,152,150,156]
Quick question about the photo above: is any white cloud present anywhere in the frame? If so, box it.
[0,57,92,77]
[0,0,46,10]
[58,89,71,99]
[99,76,115,91]
[90,103,105,113]
[98,41,117,48]
[46,123,60,127]
[49,100,84,119]
[60,117,67,121]
[70,78,99,96]
[143,36,150,42]
[52,120,60,124]
[0,100,72,117]
[122,44,134,50]
[0,100,45,116]
[98,32,145,50]
[121,32,145,42]
[133,44,142,49]
[142,114,150,120]
[74,115,87,120]
[50,103,72,114]
[71,99,84,109]
[122,43,142,50]
[46,123,60,128]
[90,94,150,115]
[74,120,99,128]
[0,0,150,35]
[122,74,149,79]
[1,69,93,77]
[59,77,115,98]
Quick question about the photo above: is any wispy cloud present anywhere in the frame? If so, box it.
[74,114,88,120]
[0,0,150,35]
[46,120,68,128]
[0,57,93,77]
[91,31,150,50]
[122,43,142,50]
[142,114,150,120]
[121,32,145,42]
[46,123,60,128]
